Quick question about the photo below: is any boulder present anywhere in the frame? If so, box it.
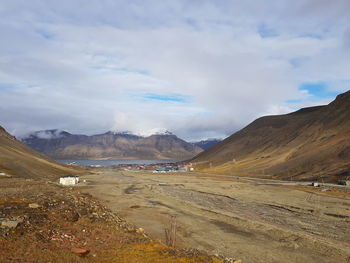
[1,218,22,228]
[29,203,40,208]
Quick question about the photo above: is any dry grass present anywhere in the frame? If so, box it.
[283,184,350,198]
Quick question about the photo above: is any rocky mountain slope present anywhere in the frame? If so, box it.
[193,139,221,150]
[22,131,203,160]
[0,126,81,178]
[192,90,350,183]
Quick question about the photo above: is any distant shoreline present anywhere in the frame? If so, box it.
[57,159,179,167]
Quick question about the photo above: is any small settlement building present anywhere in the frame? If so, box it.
[59,175,79,186]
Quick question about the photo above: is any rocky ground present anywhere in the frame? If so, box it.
[0,177,231,263]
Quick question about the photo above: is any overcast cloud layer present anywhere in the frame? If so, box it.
[0,0,349,140]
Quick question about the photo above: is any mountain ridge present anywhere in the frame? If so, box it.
[192,90,350,182]
[22,130,203,160]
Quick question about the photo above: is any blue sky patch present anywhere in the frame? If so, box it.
[299,82,339,98]
[286,82,345,104]
[143,93,189,103]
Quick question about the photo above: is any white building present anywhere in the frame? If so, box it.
[59,175,79,186]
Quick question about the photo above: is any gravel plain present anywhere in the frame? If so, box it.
[81,169,350,263]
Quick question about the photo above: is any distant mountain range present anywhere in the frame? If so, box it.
[192,90,350,183]
[22,130,203,160]
[0,126,81,178]
[192,139,221,150]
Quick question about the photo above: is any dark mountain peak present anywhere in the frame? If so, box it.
[192,138,222,150]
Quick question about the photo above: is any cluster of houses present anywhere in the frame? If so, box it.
[116,162,194,173]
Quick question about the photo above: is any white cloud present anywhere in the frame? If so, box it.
[0,1,349,140]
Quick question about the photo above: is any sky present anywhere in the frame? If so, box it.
[0,0,349,141]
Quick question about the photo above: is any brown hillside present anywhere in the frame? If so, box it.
[0,126,82,179]
[192,90,350,182]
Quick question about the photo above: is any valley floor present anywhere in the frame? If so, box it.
[81,169,350,263]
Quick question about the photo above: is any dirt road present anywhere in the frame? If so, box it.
[81,169,350,263]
